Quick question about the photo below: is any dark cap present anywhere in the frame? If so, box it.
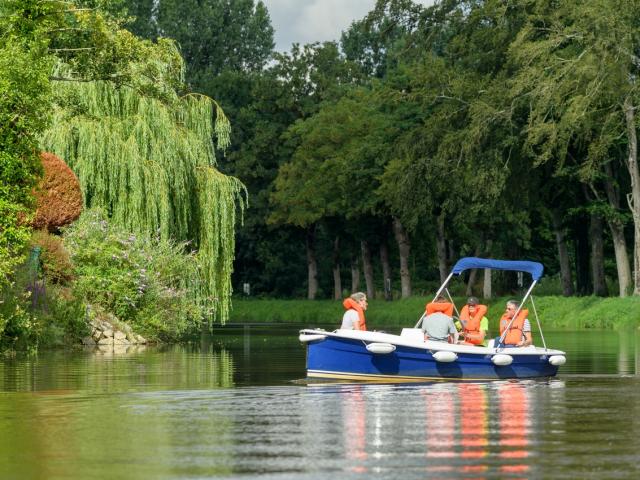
[467,296,479,305]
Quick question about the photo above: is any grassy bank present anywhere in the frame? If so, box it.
[229,296,640,331]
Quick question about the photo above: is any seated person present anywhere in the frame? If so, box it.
[422,309,459,343]
[341,292,367,330]
[425,295,455,317]
[458,296,489,346]
[498,300,532,347]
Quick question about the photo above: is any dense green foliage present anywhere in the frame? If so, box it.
[254,0,640,300]
[120,0,640,301]
[1,0,248,348]
[2,208,210,348]
[0,1,52,282]
[42,63,246,323]
[64,210,206,340]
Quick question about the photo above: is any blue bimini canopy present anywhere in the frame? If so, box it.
[451,257,544,281]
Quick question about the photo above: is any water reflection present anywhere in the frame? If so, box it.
[0,330,639,479]
[460,383,488,476]
[332,381,541,477]
[343,388,368,472]
[498,382,529,475]
[0,344,235,392]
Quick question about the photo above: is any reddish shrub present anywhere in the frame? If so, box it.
[32,152,83,232]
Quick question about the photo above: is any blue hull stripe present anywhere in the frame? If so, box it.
[306,336,558,380]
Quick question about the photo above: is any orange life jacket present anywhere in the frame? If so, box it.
[425,301,454,317]
[460,304,488,345]
[499,309,528,345]
[343,298,366,331]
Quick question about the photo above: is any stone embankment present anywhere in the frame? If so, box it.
[82,319,147,347]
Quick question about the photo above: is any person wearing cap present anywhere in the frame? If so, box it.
[458,296,490,346]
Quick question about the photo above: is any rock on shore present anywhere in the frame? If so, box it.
[82,307,147,348]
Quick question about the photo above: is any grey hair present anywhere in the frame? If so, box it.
[506,299,519,308]
[350,292,367,302]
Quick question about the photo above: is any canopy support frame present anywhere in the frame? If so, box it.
[497,280,538,350]
[414,272,455,328]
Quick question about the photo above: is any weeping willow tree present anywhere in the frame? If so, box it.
[41,41,246,324]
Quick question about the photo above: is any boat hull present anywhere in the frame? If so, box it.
[304,332,560,381]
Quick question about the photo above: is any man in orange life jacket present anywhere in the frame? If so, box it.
[423,296,458,343]
[458,296,490,346]
[341,292,367,330]
[499,300,532,347]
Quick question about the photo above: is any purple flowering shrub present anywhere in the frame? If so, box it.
[64,209,204,340]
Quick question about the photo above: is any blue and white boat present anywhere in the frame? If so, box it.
[299,258,566,381]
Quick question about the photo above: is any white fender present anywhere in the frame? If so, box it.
[548,355,566,366]
[491,354,513,366]
[299,334,327,343]
[433,351,458,363]
[366,343,396,354]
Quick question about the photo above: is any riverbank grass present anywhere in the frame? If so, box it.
[229,296,640,330]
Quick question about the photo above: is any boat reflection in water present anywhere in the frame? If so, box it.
[332,381,539,477]
[498,382,530,475]
[342,388,368,473]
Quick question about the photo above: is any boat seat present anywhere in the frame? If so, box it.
[400,328,425,343]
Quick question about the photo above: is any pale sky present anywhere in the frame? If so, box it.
[261,0,436,52]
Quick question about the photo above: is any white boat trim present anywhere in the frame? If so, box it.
[298,333,327,343]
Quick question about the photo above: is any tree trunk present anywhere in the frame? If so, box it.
[610,221,632,297]
[361,240,375,300]
[623,97,640,295]
[465,269,477,296]
[332,236,341,300]
[436,213,448,284]
[465,244,482,296]
[602,169,632,297]
[379,240,392,301]
[351,255,360,293]
[551,209,574,296]
[393,217,412,298]
[575,216,592,296]
[306,226,318,300]
[481,239,493,299]
[483,269,492,299]
[590,213,608,297]
[448,241,457,269]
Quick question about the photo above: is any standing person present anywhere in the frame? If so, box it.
[499,300,532,347]
[459,296,489,346]
[341,292,368,330]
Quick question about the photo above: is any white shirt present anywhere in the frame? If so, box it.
[341,309,359,329]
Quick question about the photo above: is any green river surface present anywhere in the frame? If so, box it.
[1,327,639,479]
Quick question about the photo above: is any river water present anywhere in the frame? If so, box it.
[1,328,639,479]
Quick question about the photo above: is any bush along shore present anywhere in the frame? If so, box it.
[228,296,640,331]
[0,210,212,352]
